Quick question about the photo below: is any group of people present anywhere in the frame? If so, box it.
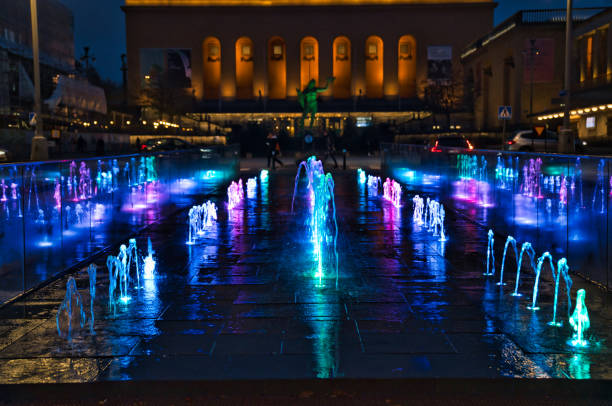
[265,131,339,170]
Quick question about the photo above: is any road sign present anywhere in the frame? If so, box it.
[498,106,512,120]
[29,112,36,126]
[533,126,545,136]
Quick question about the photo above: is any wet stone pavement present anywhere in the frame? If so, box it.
[0,168,611,384]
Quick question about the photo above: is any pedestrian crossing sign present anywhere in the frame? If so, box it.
[498,106,512,120]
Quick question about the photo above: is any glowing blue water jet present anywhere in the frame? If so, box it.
[485,229,495,276]
[56,277,86,340]
[512,242,536,297]
[497,236,518,285]
[548,258,573,327]
[292,156,339,288]
[527,252,555,311]
[87,264,96,334]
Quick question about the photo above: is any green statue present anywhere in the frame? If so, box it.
[297,77,335,129]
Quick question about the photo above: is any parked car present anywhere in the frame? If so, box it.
[140,137,195,152]
[507,130,558,152]
[507,130,589,153]
[428,135,475,154]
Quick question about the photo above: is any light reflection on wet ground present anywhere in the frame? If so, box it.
[0,170,610,383]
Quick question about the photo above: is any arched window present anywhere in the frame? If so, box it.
[300,36,319,90]
[398,35,416,98]
[202,37,221,99]
[203,37,221,99]
[268,36,286,99]
[235,37,254,99]
[332,36,351,99]
[365,35,383,98]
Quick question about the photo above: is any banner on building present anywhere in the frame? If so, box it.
[427,46,452,83]
[140,48,192,88]
[523,38,555,84]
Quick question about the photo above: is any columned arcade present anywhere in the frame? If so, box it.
[124,0,495,109]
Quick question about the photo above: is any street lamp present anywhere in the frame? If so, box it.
[29,0,48,160]
[560,0,574,153]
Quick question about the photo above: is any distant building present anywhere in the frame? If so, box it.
[533,7,611,140]
[460,8,606,132]
[123,0,495,128]
[0,0,75,114]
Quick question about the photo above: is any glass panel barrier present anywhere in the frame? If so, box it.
[381,143,610,290]
[0,146,239,305]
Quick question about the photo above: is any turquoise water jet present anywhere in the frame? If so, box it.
[512,242,536,297]
[292,156,339,288]
[87,264,96,334]
[548,258,573,327]
[527,252,555,311]
[485,229,495,276]
[56,277,87,340]
[497,236,517,286]
[569,289,590,348]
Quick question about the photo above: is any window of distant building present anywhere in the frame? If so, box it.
[368,43,378,59]
[586,35,593,80]
[332,36,351,98]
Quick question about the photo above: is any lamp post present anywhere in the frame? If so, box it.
[29,0,48,160]
[560,0,574,153]
[121,54,128,107]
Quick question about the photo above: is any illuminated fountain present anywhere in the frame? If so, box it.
[527,252,555,310]
[260,169,269,181]
[521,158,543,198]
[484,229,495,276]
[107,255,119,313]
[87,264,96,334]
[431,203,446,241]
[56,277,86,340]
[383,178,401,208]
[412,195,424,226]
[593,159,605,213]
[247,177,257,198]
[0,179,7,202]
[117,244,130,303]
[292,156,339,287]
[549,258,573,327]
[187,200,218,244]
[227,179,244,210]
[367,175,381,196]
[143,237,156,280]
[357,168,366,184]
[127,238,141,290]
[292,156,323,212]
[511,242,536,297]
[568,289,590,348]
[497,236,518,286]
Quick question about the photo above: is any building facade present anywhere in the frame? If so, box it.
[123,0,495,115]
[565,8,611,139]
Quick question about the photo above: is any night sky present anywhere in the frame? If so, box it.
[59,0,610,84]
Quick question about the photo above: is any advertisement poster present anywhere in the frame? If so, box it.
[427,46,452,83]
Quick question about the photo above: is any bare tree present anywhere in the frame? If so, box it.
[422,67,466,129]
